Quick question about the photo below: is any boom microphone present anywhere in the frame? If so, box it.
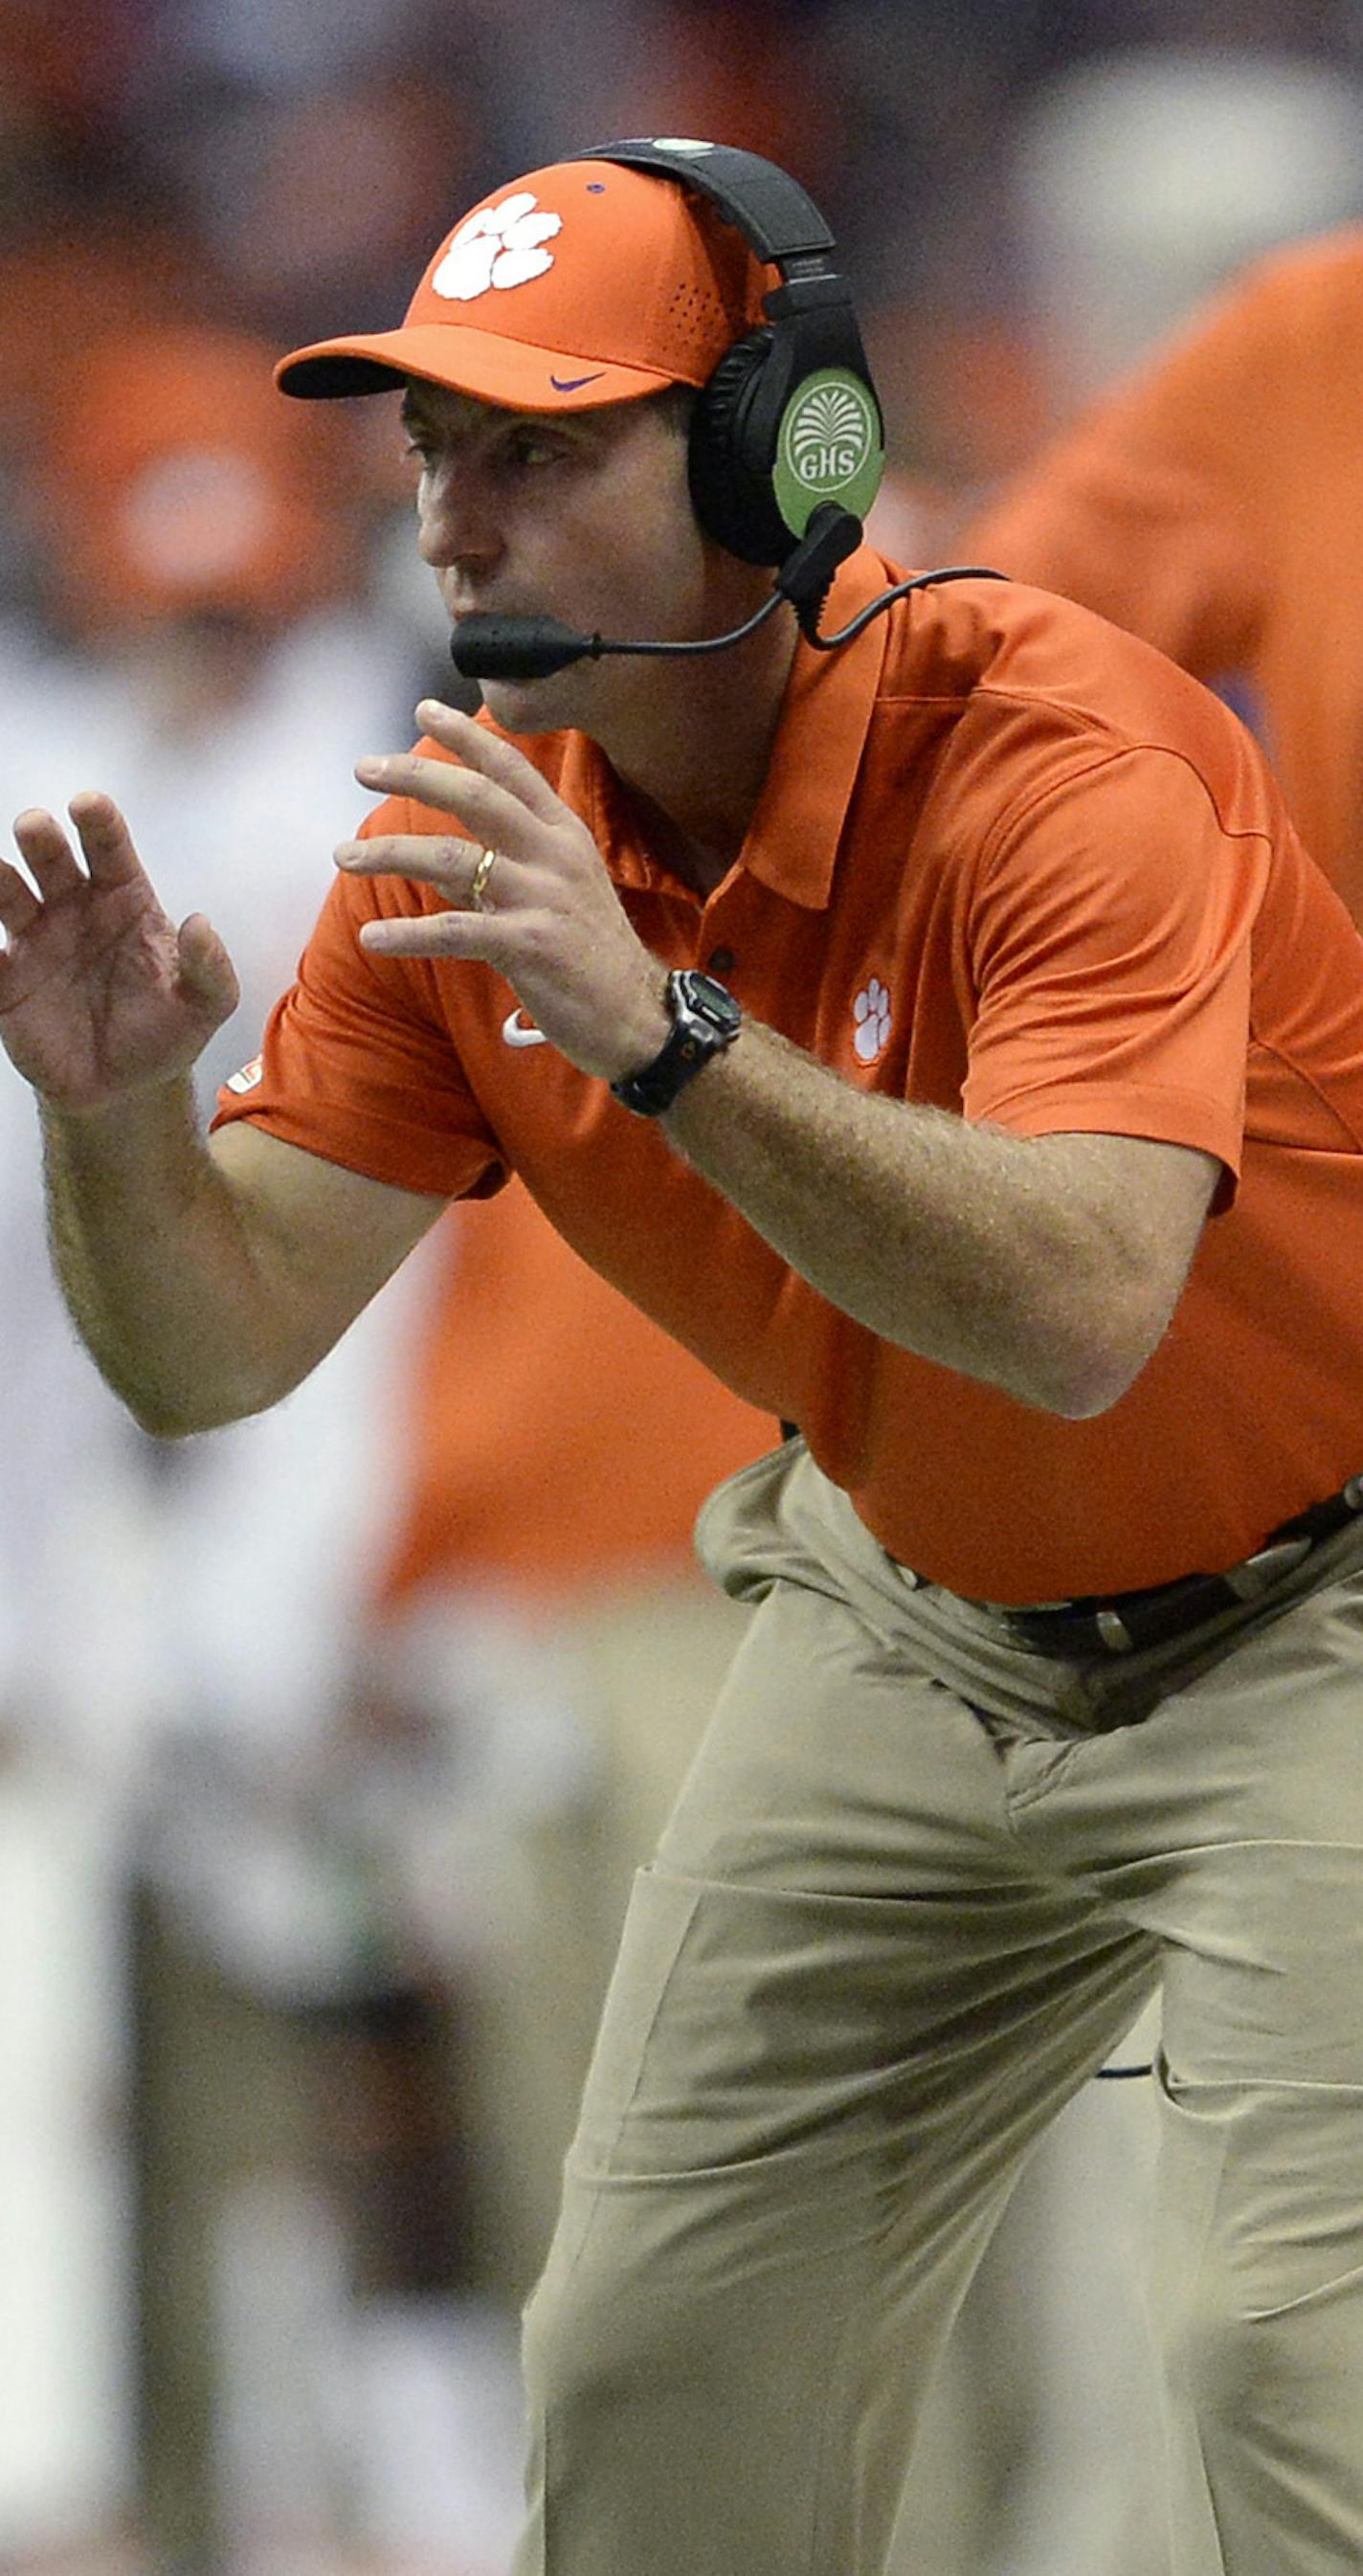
[450,503,861,681]
[449,504,1006,683]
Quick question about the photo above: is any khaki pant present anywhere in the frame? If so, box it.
[516,1441,1363,2576]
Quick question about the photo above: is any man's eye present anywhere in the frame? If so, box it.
[507,432,561,467]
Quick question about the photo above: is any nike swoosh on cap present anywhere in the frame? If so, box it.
[548,370,606,392]
[503,1008,548,1048]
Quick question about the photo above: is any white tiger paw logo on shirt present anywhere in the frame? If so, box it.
[852,976,892,1063]
[433,192,563,301]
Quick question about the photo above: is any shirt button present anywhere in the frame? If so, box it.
[707,946,735,974]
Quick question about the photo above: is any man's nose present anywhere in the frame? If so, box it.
[416,459,503,571]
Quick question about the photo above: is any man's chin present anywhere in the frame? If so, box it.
[478,672,592,738]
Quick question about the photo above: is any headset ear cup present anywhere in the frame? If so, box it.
[689,329,795,566]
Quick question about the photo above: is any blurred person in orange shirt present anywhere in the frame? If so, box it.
[959,45,1363,915]
[0,110,207,611]
[0,322,422,1778]
[922,55,1363,2576]
[0,318,447,2572]
[966,225,1363,926]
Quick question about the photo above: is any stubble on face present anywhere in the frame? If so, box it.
[406,377,786,817]
[427,394,706,737]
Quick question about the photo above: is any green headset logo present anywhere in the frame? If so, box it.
[772,367,884,534]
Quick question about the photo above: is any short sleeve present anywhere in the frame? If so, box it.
[961,743,1269,1186]
[212,859,506,1201]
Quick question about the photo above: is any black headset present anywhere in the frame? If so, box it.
[568,139,886,567]
[451,142,1000,683]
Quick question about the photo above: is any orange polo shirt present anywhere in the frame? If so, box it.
[964,229,1363,924]
[215,545,1363,1604]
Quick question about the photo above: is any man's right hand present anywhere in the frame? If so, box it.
[0,792,239,1113]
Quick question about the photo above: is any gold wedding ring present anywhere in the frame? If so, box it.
[468,845,500,911]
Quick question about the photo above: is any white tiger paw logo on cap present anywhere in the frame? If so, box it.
[433,191,563,301]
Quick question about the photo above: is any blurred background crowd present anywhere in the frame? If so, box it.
[6,3,1363,2573]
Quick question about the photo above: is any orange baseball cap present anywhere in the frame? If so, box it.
[276,155,771,412]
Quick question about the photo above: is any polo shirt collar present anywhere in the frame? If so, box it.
[739,543,893,908]
[555,542,892,907]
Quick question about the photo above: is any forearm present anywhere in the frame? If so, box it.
[662,1021,1188,1417]
[40,1081,300,1436]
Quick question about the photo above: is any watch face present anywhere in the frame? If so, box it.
[679,970,741,1035]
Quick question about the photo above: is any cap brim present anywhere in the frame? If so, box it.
[276,322,678,409]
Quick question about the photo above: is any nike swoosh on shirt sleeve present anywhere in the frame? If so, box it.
[503,1009,549,1048]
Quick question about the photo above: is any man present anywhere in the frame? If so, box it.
[7,143,1363,2576]
[964,223,1363,924]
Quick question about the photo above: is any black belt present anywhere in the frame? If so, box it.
[1000,1477,1363,1657]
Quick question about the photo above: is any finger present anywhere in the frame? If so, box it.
[338,833,531,925]
[353,750,542,864]
[336,832,488,902]
[12,804,80,890]
[0,852,42,939]
[66,791,145,885]
[413,700,569,824]
[357,909,497,960]
[176,913,240,1017]
[12,805,85,901]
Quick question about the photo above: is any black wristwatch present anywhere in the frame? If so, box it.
[610,968,742,1117]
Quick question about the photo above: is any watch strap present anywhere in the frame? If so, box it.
[611,969,742,1117]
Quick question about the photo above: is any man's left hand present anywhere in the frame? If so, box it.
[336,700,670,1084]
